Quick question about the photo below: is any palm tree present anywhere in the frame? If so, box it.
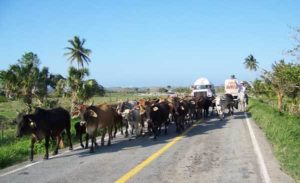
[67,67,89,114]
[64,36,91,69]
[244,54,259,71]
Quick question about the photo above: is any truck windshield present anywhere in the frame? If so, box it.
[195,85,209,89]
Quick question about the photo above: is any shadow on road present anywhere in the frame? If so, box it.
[52,112,247,160]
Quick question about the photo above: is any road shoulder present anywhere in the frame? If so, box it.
[247,113,295,183]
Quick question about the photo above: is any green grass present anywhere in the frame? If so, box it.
[0,122,77,169]
[248,99,300,181]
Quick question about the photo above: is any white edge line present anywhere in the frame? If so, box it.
[0,133,120,177]
[0,162,40,177]
[244,112,271,183]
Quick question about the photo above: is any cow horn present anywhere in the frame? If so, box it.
[89,109,98,118]
[90,101,95,106]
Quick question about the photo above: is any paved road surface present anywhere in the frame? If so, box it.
[0,112,294,183]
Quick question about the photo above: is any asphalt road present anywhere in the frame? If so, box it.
[0,112,295,183]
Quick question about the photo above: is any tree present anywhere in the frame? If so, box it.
[279,63,300,109]
[287,27,300,62]
[0,52,50,112]
[250,79,274,98]
[64,36,92,69]
[54,78,67,97]
[77,79,105,102]
[244,54,259,71]
[34,67,50,105]
[175,87,191,94]
[49,74,65,89]
[67,67,89,104]
[158,88,168,93]
[261,60,292,112]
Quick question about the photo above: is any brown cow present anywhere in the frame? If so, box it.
[79,103,115,153]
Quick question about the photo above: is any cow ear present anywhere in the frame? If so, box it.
[88,109,98,118]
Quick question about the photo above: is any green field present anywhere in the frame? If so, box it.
[248,99,300,181]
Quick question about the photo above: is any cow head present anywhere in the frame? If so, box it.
[82,106,99,123]
[15,113,36,138]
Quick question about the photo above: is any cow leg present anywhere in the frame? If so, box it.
[114,126,118,138]
[44,135,50,160]
[101,128,107,146]
[164,122,168,135]
[125,121,129,137]
[85,133,89,149]
[53,135,61,155]
[66,129,73,150]
[158,125,162,136]
[107,126,112,146]
[30,137,36,161]
[90,136,95,153]
[153,126,158,140]
[130,123,134,135]
[79,133,84,148]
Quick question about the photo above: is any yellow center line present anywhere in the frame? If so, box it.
[115,121,200,183]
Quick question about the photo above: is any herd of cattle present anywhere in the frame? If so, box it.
[14,94,239,161]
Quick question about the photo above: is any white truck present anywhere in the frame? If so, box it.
[191,77,215,97]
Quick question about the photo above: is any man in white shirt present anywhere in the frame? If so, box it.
[239,81,248,104]
[207,85,213,98]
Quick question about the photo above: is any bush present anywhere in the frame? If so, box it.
[0,96,7,103]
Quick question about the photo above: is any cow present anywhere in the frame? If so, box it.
[149,101,170,140]
[15,107,73,161]
[74,121,98,149]
[80,104,115,153]
[173,99,188,133]
[214,94,236,120]
[116,100,138,137]
[127,107,142,139]
[196,96,211,118]
[187,98,197,124]
[111,106,124,138]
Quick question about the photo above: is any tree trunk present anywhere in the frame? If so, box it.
[70,91,78,117]
[277,91,284,112]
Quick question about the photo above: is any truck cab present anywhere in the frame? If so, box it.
[191,77,215,97]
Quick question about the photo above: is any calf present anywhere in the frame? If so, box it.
[74,121,99,149]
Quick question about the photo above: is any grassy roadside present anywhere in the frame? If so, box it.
[248,99,300,181]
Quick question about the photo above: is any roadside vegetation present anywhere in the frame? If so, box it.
[244,27,300,181]
[248,99,300,181]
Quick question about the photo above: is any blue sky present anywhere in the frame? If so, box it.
[0,0,299,87]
